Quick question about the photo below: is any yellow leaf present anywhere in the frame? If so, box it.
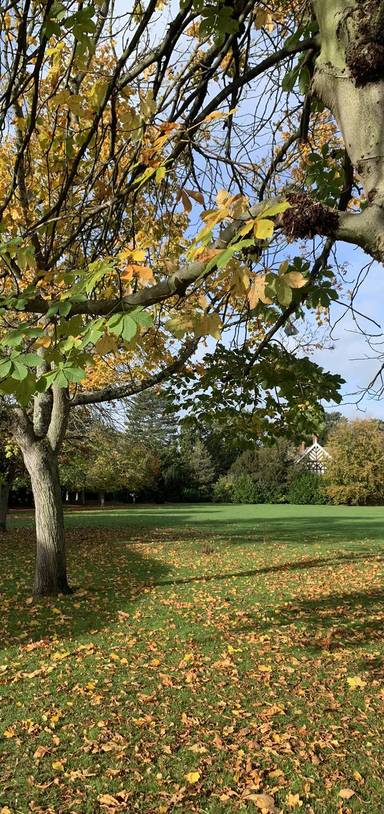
[194,312,222,340]
[286,792,303,809]
[156,166,166,183]
[237,219,254,237]
[204,111,226,122]
[254,9,275,31]
[98,793,120,806]
[284,271,307,288]
[353,771,364,784]
[3,728,16,739]
[347,676,366,690]
[248,275,268,309]
[52,651,69,661]
[253,219,274,240]
[52,760,65,771]
[338,788,355,800]
[185,771,201,784]
[35,335,52,349]
[131,249,146,262]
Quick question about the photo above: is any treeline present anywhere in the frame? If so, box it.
[3,391,384,510]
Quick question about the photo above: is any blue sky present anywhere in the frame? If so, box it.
[111,2,384,419]
[312,244,383,419]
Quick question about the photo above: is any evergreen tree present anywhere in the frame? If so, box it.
[125,389,177,450]
[189,439,216,498]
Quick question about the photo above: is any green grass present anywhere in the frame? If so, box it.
[1,504,384,813]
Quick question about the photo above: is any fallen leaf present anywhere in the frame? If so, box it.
[33,745,50,759]
[3,728,16,738]
[339,789,355,800]
[286,792,303,808]
[244,793,277,812]
[347,676,366,690]
[98,793,120,806]
[185,771,201,784]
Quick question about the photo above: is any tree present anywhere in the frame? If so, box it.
[0,401,24,530]
[230,440,292,502]
[1,1,380,593]
[188,438,216,499]
[325,419,384,505]
[125,389,177,450]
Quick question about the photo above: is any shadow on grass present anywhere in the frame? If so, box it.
[9,505,384,546]
[234,586,384,651]
[0,529,171,650]
[62,509,384,545]
[154,551,384,588]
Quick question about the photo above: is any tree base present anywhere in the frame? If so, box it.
[33,579,74,597]
[58,579,74,595]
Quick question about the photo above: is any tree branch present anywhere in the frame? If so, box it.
[72,339,198,406]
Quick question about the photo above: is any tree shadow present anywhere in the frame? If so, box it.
[0,528,171,650]
[234,586,384,652]
[56,505,384,546]
[153,551,384,587]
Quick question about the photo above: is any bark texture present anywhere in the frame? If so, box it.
[23,441,71,595]
[11,389,71,596]
[312,0,384,259]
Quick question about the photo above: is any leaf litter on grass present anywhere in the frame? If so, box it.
[1,515,384,813]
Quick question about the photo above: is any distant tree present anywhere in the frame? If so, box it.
[125,389,177,450]
[0,403,24,530]
[188,439,216,500]
[326,420,384,505]
[86,423,161,505]
[230,440,292,503]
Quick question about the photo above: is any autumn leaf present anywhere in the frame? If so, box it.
[33,745,50,759]
[286,792,303,808]
[284,271,307,288]
[180,189,192,213]
[248,275,269,309]
[122,263,154,283]
[185,771,201,784]
[253,219,274,240]
[3,727,16,738]
[244,792,277,813]
[51,760,65,771]
[338,788,355,800]
[98,793,120,806]
[347,676,366,690]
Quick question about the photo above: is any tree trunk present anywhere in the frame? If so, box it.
[23,441,72,596]
[0,482,10,532]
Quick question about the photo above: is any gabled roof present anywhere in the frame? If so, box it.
[295,440,331,465]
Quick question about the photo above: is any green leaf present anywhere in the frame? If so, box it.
[275,278,293,307]
[132,309,153,328]
[261,201,291,217]
[0,359,12,379]
[121,316,137,342]
[12,360,29,381]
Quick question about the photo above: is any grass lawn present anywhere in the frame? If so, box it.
[1,503,384,813]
